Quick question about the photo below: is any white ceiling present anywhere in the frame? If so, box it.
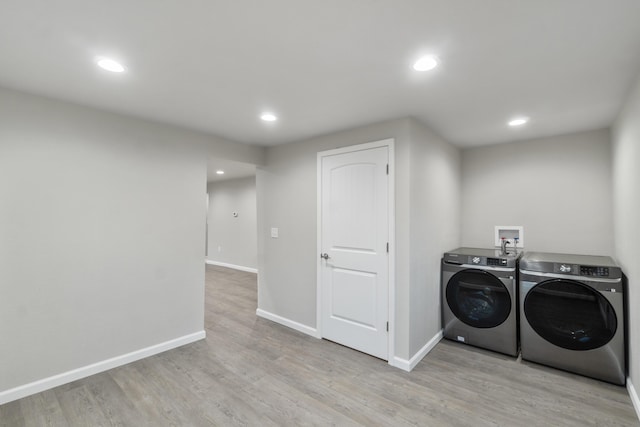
[2,1,640,148]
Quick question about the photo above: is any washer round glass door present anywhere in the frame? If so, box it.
[446,269,511,328]
[523,279,617,351]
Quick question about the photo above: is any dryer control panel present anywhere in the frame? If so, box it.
[580,265,610,277]
[553,263,611,277]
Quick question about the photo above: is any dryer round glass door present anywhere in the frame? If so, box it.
[446,269,512,328]
[523,279,617,351]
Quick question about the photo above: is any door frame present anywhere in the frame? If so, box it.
[316,138,395,364]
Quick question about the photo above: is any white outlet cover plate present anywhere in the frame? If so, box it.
[494,225,524,248]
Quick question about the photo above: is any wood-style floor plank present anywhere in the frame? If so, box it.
[1,264,638,426]
[15,390,66,427]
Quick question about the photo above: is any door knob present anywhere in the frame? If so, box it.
[320,253,330,260]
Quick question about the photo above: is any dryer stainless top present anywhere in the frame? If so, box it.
[444,247,521,268]
[520,251,621,279]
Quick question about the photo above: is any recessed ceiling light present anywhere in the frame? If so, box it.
[508,118,529,127]
[260,113,277,122]
[413,56,438,71]
[97,58,125,73]
[216,170,225,175]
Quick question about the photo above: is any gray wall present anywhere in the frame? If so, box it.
[0,87,261,395]
[612,73,640,392]
[257,117,461,361]
[461,129,614,255]
[207,177,257,270]
[257,118,409,345]
[408,120,461,356]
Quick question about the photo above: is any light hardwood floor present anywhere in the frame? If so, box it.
[1,264,638,426]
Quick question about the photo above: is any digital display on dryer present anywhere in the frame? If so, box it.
[580,266,610,277]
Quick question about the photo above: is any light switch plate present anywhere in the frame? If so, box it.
[271,227,279,238]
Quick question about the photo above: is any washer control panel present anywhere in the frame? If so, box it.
[465,256,509,266]
[487,257,508,266]
[443,248,521,268]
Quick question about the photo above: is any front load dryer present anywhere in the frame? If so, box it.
[519,251,625,385]
[441,247,521,356]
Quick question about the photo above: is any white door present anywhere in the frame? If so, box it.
[319,144,390,360]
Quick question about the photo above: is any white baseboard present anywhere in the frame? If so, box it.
[0,330,206,405]
[392,330,443,372]
[256,308,321,338]
[627,378,640,422]
[205,259,258,274]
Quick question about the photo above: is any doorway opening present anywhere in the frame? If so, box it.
[205,157,258,274]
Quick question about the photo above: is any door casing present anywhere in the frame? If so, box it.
[316,138,395,365]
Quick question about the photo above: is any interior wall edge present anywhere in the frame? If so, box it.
[393,330,444,372]
[611,69,640,419]
[626,378,640,422]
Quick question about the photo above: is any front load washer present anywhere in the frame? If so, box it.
[519,251,625,385]
[441,247,521,356]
